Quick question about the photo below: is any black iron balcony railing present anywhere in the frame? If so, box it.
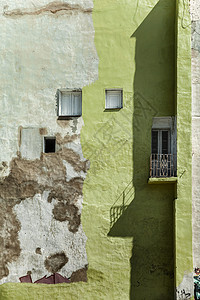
[150,154,177,178]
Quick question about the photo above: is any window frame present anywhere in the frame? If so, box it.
[105,89,123,110]
[150,117,177,178]
[58,89,82,117]
[151,117,177,156]
[151,129,171,155]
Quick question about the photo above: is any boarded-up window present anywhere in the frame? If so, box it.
[20,128,42,160]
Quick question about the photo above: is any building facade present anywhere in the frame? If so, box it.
[0,0,194,299]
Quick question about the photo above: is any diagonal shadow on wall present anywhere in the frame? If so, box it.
[108,1,176,299]
[110,180,134,228]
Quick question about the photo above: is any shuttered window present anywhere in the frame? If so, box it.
[151,130,170,154]
[162,131,169,154]
[58,91,82,117]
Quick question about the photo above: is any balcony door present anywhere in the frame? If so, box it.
[151,129,174,177]
[150,117,177,177]
[151,130,170,155]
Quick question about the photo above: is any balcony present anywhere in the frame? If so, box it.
[150,154,177,178]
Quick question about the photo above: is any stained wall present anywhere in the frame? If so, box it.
[0,0,98,284]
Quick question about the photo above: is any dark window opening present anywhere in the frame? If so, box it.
[151,129,170,154]
[44,137,56,153]
[162,130,169,154]
[152,130,158,154]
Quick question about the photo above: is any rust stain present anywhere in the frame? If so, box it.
[44,252,68,273]
[3,1,92,18]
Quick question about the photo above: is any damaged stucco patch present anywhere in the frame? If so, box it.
[70,266,87,282]
[44,252,68,273]
[0,0,99,287]
[0,200,21,280]
[0,130,89,283]
[52,201,81,232]
[3,1,92,18]
[35,248,42,255]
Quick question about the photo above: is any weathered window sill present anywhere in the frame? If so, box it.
[148,177,177,184]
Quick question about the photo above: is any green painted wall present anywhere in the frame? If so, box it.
[83,0,175,298]
[0,0,193,299]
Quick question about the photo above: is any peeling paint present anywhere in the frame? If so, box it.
[35,248,42,255]
[44,252,68,273]
[0,200,21,280]
[52,201,81,232]
[0,0,99,290]
[39,128,48,136]
[0,129,89,283]
[70,266,87,282]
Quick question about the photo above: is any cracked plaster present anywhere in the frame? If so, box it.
[0,0,98,283]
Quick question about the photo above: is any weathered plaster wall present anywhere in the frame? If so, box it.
[175,0,193,298]
[0,0,98,284]
[0,0,135,297]
[191,0,200,274]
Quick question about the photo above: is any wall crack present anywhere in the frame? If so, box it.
[3,1,92,18]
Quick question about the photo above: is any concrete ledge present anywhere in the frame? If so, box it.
[148,177,177,184]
